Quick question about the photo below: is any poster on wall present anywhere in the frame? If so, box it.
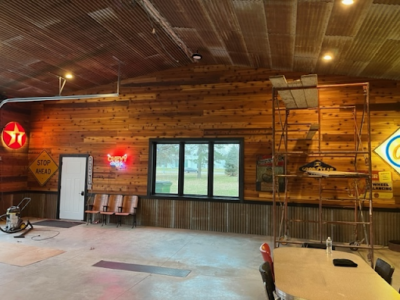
[256,155,285,192]
[374,127,400,175]
[347,171,393,199]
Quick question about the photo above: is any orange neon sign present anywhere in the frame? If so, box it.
[107,154,128,169]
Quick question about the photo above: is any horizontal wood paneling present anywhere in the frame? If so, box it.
[0,192,57,219]
[0,104,30,192]
[1,65,399,209]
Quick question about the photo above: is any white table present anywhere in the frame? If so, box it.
[274,247,400,300]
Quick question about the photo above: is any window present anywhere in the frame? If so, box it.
[148,138,243,201]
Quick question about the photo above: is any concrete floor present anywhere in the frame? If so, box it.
[0,220,399,299]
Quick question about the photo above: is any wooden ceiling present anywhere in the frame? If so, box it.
[1,0,400,98]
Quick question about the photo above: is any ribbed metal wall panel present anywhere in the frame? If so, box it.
[190,201,209,231]
[209,202,228,232]
[173,200,191,229]
[140,198,159,227]
[139,198,400,246]
[228,203,246,234]
[4,193,400,246]
[248,204,271,236]
[373,210,400,246]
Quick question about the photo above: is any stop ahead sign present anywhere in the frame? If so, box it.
[29,150,59,186]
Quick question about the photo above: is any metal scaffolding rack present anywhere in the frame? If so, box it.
[270,76,374,265]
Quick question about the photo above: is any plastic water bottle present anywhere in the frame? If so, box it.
[326,237,333,254]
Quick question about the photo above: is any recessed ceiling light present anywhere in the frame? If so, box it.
[191,52,202,61]
[65,73,73,79]
[342,0,354,5]
[323,54,333,61]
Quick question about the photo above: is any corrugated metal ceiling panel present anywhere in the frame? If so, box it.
[343,3,400,63]
[265,0,296,70]
[325,0,372,37]
[315,36,353,75]
[233,0,271,68]
[362,39,400,79]
[0,0,400,97]
[295,1,333,57]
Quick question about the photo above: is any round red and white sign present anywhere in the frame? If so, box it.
[1,122,27,149]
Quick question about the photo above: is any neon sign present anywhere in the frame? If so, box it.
[374,128,400,175]
[1,122,27,149]
[107,154,127,169]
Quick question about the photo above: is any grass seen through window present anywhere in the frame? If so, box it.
[156,168,238,196]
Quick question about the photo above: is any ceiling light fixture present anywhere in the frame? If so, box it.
[323,54,333,61]
[342,0,354,5]
[58,73,73,95]
[192,51,202,61]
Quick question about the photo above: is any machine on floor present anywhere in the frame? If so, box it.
[0,197,33,235]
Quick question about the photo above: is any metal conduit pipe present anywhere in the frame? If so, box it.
[0,57,123,109]
[0,93,119,109]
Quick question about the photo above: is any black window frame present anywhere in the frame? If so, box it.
[147,138,244,202]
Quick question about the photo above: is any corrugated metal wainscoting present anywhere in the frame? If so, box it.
[139,198,400,246]
[2,193,400,246]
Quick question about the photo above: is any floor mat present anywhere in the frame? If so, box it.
[93,260,191,277]
[33,220,84,228]
[0,242,64,266]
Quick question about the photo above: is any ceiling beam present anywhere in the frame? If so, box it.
[138,0,194,62]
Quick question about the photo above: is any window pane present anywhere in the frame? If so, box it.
[155,144,179,194]
[183,144,208,195]
[214,144,239,197]
[149,139,242,200]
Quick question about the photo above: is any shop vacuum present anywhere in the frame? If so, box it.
[0,197,33,237]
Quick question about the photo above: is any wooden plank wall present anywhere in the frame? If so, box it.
[0,65,399,230]
[0,192,57,219]
[22,65,400,207]
[0,103,30,210]
[1,66,399,205]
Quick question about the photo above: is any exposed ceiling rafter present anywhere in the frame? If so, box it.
[137,0,194,62]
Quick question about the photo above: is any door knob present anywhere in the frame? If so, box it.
[81,191,84,196]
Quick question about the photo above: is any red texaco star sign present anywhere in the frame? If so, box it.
[1,122,27,149]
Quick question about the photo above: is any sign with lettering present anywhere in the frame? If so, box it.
[107,153,127,170]
[1,122,27,149]
[348,171,393,199]
[29,150,59,186]
[87,156,93,190]
[299,160,336,172]
[256,155,285,192]
[374,128,400,175]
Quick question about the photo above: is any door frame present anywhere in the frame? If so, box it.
[57,154,89,220]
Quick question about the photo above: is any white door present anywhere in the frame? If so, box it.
[59,156,87,220]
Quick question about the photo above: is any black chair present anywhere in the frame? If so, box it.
[375,258,394,284]
[259,262,278,300]
[302,242,336,250]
